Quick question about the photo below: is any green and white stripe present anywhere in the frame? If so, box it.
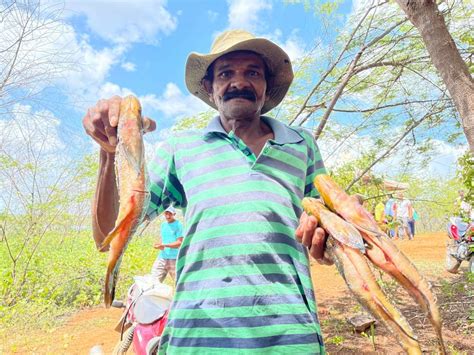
[146,116,326,354]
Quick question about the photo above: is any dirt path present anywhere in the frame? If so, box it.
[5,232,473,354]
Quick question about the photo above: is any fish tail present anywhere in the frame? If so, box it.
[362,234,445,353]
[329,240,421,354]
[101,204,135,307]
[103,216,132,307]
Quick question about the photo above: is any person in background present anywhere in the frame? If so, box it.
[397,192,414,240]
[408,208,419,239]
[151,206,183,283]
[384,194,398,238]
[374,199,386,228]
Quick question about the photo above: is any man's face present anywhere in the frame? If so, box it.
[164,211,175,222]
[203,51,268,120]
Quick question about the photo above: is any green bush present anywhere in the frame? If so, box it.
[0,231,158,333]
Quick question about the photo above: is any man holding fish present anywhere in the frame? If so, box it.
[83,29,445,354]
[83,29,330,354]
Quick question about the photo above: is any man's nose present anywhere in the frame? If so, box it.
[230,73,251,90]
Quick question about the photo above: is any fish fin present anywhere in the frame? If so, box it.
[99,203,135,252]
[118,141,143,176]
[326,224,366,253]
[353,224,385,238]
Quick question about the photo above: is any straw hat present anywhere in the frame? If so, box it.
[185,30,294,114]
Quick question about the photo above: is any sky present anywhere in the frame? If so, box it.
[0,0,468,180]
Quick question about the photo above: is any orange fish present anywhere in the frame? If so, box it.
[99,95,149,307]
[301,198,365,252]
[302,198,421,354]
[313,174,445,354]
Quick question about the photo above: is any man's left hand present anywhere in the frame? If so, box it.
[154,243,165,250]
[295,212,333,265]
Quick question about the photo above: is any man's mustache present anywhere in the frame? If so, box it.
[222,90,256,102]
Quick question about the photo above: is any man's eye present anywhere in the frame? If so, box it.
[218,71,231,78]
[249,71,260,77]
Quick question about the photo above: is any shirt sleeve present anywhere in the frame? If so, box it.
[145,139,186,221]
[176,221,184,239]
[300,130,327,198]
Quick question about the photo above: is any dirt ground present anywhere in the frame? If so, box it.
[3,232,473,354]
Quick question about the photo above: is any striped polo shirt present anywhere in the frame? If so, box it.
[146,115,327,354]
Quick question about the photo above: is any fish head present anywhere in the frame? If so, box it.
[313,174,347,211]
[119,95,144,131]
[313,174,385,237]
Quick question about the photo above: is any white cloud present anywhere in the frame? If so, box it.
[316,121,463,179]
[265,29,308,61]
[227,0,272,32]
[318,127,374,170]
[0,104,64,155]
[64,0,177,45]
[61,42,126,105]
[121,62,137,72]
[208,10,219,22]
[97,82,135,99]
[378,139,465,178]
[140,83,207,119]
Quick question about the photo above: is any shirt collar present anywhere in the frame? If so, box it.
[203,115,303,144]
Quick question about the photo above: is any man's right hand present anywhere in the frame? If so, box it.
[82,95,157,153]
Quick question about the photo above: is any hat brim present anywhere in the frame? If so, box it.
[185,38,293,114]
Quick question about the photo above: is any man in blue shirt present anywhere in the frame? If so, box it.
[151,206,183,283]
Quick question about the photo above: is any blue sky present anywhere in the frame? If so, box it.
[1,0,467,179]
[58,0,352,131]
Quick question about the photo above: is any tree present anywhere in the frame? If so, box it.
[0,0,75,117]
[282,0,471,188]
[394,0,474,152]
[0,0,89,305]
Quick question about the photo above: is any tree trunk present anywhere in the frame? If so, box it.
[395,0,474,152]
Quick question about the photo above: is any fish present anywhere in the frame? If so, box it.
[302,198,421,354]
[312,174,446,354]
[301,198,365,253]
[99,95,149,308]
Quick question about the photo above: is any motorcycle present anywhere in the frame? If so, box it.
[445,217,474,274]
[112,275,173,355]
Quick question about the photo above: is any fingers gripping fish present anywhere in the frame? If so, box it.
[99,95,149,307]
[312,174,445,354]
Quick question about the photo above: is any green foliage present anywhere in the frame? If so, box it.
[284,0,343,16]
[327,335,345,345]
[329,153,463,232]
[330,152,385,213]
[173,110,215,131]
[457,150,473,206]
[361,323,376,351]
[0,231,157,332]
[396,175,461,232]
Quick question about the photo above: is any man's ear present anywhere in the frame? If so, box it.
[202,79,214,103]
